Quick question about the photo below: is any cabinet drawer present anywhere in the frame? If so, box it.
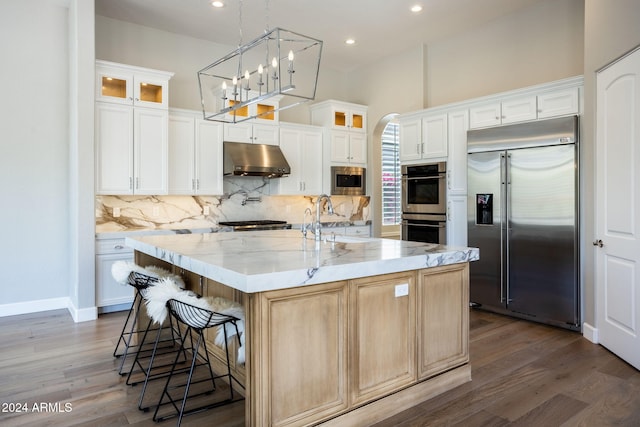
[96,238,133,255]
[344,225,371,237]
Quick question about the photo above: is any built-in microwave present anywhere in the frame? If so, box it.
[331,166,366,196]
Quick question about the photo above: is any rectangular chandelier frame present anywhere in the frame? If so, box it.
[198,27,322,123]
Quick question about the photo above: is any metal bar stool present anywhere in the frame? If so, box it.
[128,278,190,411]
[153,297,244,426]
[112,269,161,375]
[111,262,184,375]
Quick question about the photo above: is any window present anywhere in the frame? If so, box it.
[381,122,401,226]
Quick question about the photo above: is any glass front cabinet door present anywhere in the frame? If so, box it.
[96,60,173,109]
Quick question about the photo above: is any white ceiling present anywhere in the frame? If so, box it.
[95,0,541,72]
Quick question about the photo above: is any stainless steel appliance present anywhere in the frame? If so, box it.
[331,166,366,196]
[401,162,447,244]
[401,162,446,214]
[223,142,290,177]
[401,213,446,245]
[467,116,580,331]
[218,220,292,231]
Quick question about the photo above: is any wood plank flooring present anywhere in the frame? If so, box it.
[0,308,639,426]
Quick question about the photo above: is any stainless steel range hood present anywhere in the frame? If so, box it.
[223,142,291,178]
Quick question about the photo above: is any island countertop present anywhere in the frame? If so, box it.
[125,229,479,293]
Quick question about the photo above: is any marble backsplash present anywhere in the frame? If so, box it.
[96,177,370,233]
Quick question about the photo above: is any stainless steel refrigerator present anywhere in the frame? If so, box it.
[467,116,580,331]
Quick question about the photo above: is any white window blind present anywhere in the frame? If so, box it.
[381,122,401,226]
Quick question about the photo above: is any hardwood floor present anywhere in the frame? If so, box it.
[0,308,638,426]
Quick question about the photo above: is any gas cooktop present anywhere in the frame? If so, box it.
[218,220,291,231]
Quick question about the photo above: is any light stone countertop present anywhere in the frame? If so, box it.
[125,229,479,293]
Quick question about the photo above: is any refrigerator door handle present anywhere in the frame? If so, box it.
[505,152,513,304]
[500,153,507,304]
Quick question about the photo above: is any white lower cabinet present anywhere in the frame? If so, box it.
[96,238,134,311]
[169,110,223,195]
[327,224,371,238]
[274,124,323,195]
[344,225,371,237]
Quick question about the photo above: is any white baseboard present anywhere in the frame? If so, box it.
[67,300,98,322]
[0,297,98,323]
[0,297,70,317]
[582,322,599,343]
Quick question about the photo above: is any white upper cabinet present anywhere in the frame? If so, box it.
[329,130,367,165]
[537,88,580,119]
[96,60,173,110]
[220,92,282,124]
[275,124,323,195]
[423,114,448,159]
[96,103,168,195]
[223,122,280,145]
[399,113,448,162]
[95,61,172,195]
[310,100,368,166]
[169,110,223,195]
[468,102,502,129]
[469,86,580,129]
[469,95,537,128]
[310,100,367,132]
[501,96,538,124]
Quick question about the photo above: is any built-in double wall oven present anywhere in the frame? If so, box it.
[401,162,447,245]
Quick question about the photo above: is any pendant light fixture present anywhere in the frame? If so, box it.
[198,0,323,123]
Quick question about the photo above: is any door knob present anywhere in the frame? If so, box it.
[593,239,603,248]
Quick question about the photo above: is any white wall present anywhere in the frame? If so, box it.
[95,15,349,125]
[68,0,96,320]
[347,0,584,238]
[0,0,71,312]
[426,0,584,107]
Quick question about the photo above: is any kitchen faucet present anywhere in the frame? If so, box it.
[313,194,334,241]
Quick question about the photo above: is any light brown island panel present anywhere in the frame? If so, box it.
[135,251,471,426]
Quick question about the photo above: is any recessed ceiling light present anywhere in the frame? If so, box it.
[345,39,356,45]
[211,1,224,7]
[411,5,423,13]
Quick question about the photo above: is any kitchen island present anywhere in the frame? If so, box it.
[126,230,479,426]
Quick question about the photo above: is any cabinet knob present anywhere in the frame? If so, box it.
[113,244,124,250]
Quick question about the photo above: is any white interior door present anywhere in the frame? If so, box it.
[595,46,640,370]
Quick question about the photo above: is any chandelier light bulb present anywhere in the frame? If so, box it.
[272,57,278,68]
[288,50,294,73]
[258,64,263,74]
[232,76,237,86]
